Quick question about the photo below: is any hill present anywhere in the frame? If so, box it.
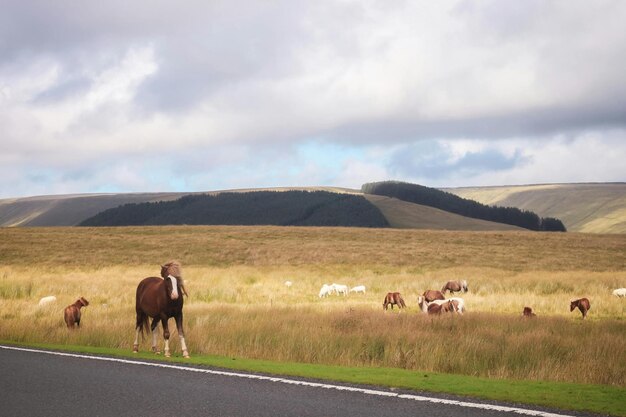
[363,195,522,231]
[445,183,626,234]
[79,191,389,228]
[362,181,566,231]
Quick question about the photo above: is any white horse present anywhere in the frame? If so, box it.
[319,284,332,298]
[349,285,366,294]
[417,296,465,314]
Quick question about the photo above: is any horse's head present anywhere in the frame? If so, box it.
[462,280,468,292]
[569,299,577,311]
[161,260,188,297]
[78,297,89,307]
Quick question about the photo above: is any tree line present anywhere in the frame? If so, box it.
[79,191,390,228]
[361,181,566,232]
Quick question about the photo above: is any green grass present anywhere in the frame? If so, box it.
[3,340,624,416]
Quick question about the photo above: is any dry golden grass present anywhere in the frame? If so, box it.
[0,226,624,386]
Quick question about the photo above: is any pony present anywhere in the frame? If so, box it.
[422,290,446,303]
[441,280,468,294]
[383,292,406,311]
[133,261,189,358]
[418,296,465,314]
[427,299,459,315]
[570,298,591,319]
[64,297,89,328]
[522,306,536,318]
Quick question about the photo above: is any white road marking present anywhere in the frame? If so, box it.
[0,345,573,417]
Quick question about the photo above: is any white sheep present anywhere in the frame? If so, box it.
[318,284,332,298]
[284,281,293,288]
[349,285,366,294]
[612,288,626,297]
[330,283,348,296]
[38,296,57,307]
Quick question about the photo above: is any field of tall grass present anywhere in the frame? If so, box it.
[0,226,624,387]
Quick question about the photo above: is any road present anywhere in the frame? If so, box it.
[0,345,588,417]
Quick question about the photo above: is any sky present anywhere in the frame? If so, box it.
[1,0,625,199]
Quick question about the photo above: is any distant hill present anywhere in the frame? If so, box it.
[363,194,522,231]
[79,191,389,228]
[362,181,566,232]
[445,183,626,234]
[1,183,623,233]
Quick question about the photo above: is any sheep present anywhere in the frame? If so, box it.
[612,288,626,297]
[349,285,366,294]
[38,296,57,307]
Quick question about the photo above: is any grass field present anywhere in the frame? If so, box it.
[0,226,625,414]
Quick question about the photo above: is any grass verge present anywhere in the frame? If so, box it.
[3,340,623,416]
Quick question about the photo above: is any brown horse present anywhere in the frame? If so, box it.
[441,280,468,294]
[383,292,406,311]
[570,298,591,319]
[427,300,458,315]
[422,289,445,303]
[522,306,536,318]
[64,297,89,328]
[133,261,189,358]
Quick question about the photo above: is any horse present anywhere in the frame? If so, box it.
[441,280,468,294]
[417,296,465,314]
[383,292,406,311]
[64,297,89,328]
[522,306,536,318]
[427,299,458,315]
[133,261,189,358]
[422,289,445,303]
[570,298,591,319]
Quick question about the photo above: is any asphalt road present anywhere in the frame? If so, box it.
[0,345,590,417]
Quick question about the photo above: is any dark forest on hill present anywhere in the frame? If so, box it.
[362,181,566,232]
[79,191,390,228]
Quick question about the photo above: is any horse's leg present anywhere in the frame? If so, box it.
[149,318,160,354]
[175,313,189,358]
[161,317,171,357]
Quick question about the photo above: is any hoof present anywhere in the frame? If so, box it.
[164,352,171,358]
[183,351,190,359]
[133,345,139,353]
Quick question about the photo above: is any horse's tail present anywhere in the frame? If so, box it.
[398,294,406,308]
[135,311,149,339]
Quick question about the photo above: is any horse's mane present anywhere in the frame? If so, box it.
[162,260,182,278]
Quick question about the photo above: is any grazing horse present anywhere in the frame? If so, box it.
[64,297,89,328]
[133,261,189,358]
[570,298,591,319]
[441,280,468,294]
[522,306,536,318]
[383,292,406,311]
[427,300,458,315]
[418,296,465,314]
[422,290,445,303]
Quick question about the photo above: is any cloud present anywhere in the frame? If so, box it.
[0,1,625,198]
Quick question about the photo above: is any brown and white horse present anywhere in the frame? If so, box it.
[383,292,406,311]
[522,306,536,318]
[133,261,189,358]
[441,280,468,294]
[64,297,89,328]
[427,299,459,315]
[570,298,591,319]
